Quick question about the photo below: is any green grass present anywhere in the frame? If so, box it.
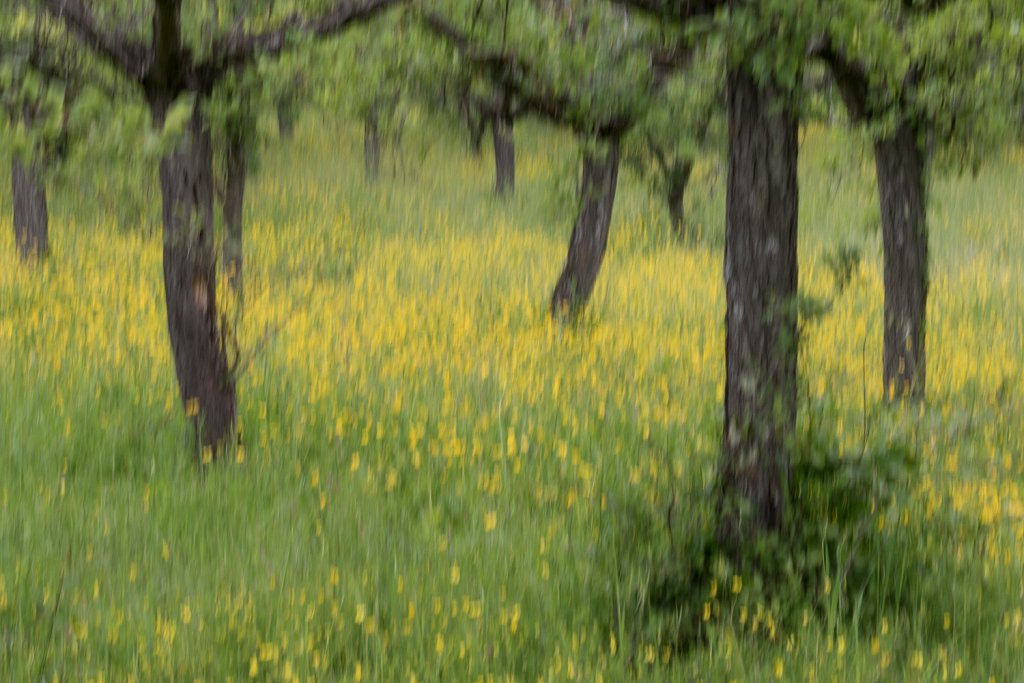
[0,113,1023,681]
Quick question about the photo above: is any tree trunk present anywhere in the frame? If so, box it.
[717,68,800,552]
[550,139,620,320]
[277,99,295,140]
[874,120,927,401]
[363,110,381,183]
[156,104,236,459]
[492,112,515,197]
[11,155,49,260]
[459,96,487,155]
[666,160,693,241]
[222,129,246,300]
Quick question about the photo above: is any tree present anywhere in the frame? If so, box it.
[623,42,724,241]
[421,3,654,320]
[318,17,415,183]
[1,5,69,260]
[399,18,522,195]
[613,0,815,550]
[40,0,403,459]
[811,0,1014,401]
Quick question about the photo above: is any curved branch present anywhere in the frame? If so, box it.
[40,0,150,82]
[194,0,406,90]
[807,36,872,121]
[420,12,635,137]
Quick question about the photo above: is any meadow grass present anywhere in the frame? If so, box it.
[0,115,1023,681]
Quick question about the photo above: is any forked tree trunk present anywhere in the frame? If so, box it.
[666,160,693,240]
[717,68,799,552]
[155,104,236,458]
[364,110,381,182]
[492,112,515,196]
[223,129,246,298]
[550,139,620,320]
[11,155,49,260]
[874,120,927,401]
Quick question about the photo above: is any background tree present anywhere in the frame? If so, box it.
[623,40,724,241]
[422,1,655,319]
[316,16,418,183]
[1,4,70,260]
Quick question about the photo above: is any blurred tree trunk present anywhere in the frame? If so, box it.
[364,108,381,182]
[550,139,620,320]
[155,101,236,459]
[11,154,49,260]
[492,112,514,196]
[666,160,693,240]
[277,99,296,140]
[717,68,799,553]
[222,128,246,299]
[874,120,927,401]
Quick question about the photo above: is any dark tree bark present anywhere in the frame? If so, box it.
[491,112,515,196]
[666,160,693,240]
[156,104,236,458]
[223,128,246,298]
[550,139,620,320]
[874,120,927,401]
[11,155,49,260]
[363,109,381,182]
[717,68,799,552]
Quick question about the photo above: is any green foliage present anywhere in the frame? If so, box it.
[426,0,659,136]
[623,40,724,237]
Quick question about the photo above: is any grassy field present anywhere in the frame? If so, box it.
[1,115,1023,681]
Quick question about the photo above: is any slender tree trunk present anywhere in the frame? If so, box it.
[11,155,49,260]
[364,109,381,182]
[550,139,620,320]
[666,160,693,241]
[155,104,236,458]
[492,112,515,197]
[874,120,927,401]
[277,99,295,140]
[459,96,486,155]
[223,128,246,299]
[717,68,800,552]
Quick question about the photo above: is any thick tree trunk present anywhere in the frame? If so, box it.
[364,110,381,182]
[223,129,246,299]
[717,68,800,552]
[156,105,236,458]
[666,161,693,241]
[874,121,927,401]
[550,140,620,320]
[11,156,49,260]
[492,113,515,196]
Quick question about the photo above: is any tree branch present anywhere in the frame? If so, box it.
[194,0,406,90]
[807,36,872,122]
[40,0,150,82]
[420,11,634,137]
